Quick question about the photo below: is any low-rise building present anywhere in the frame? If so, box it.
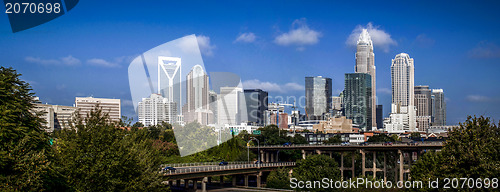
[312,116,353,133]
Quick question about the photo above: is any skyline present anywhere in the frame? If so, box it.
[1,1,499,124]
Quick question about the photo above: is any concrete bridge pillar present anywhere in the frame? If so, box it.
[232,176,237,186]
[398,149,403,182]
[260,150,264,163]
[316,149,322,155]
[244,175,249,187]
[361,150,366,177]
[257,171,262,188]
[201,177,208,192]
[340,152,344,179]
[193,179,198,190]
[266,152,269,162]
[351,153,355,179]
[301,150,306,159]
[220,175,224,187]
[184,179,189,189]
[329,151,332,158]
[373,151,377,179]
[270,152,274,162]
[384,152,387,182]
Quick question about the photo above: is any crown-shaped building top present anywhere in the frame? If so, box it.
[357,29,373,47]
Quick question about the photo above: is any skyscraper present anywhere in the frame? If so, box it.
[218,87,243,125]
[158,56,182,119]
[75,97,122,123]
[138,94,177,126]
[344,73,372,130]
[305,76,332,120]
[376,105,383,130]
[244,89,268,126]
[415,85,432,131]
[385,53,417,133]
[209,90,218,125]
[184,65,212,125]
[355,29,377,129]
[431,89,446,126]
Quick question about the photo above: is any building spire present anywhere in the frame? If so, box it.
[357,29,372,46]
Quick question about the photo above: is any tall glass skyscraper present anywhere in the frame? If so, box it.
[244,89,268,126]
[355,29,377,129]
[431,89,446,126]
[305,76,332,120]
[344,73,372,130]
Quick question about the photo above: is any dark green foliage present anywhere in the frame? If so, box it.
[292,154,341,192]
[0,67,66,191]
[266,167,291,189]
[411,116,500,190]
[53,109,167,191]
[367,134,395,142]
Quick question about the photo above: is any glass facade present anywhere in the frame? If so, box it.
[305,76,332,120]
[243,89,268,126]
[344,73,372,130]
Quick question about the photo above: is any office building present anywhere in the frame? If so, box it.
[218,87,243,125]
[376,105,383,130]
[184,65,212,125]
[244,89,268,126]
[137,94,177,126]
[343,73,372,130]
[158,57,182,118]
[32,97,77,132]
[431,89,446,126]
[209,90,218,125]
[313,116,353,134]
[305,76,332,120]
[75,97,121,123]
[355,29,377,129]
[415,85,432,131]
[385,53,417,132]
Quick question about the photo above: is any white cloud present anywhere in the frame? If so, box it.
[86,56,132,68]
[87,58,120,68]
[242,79,304,93]
[346,22,397,52]
[274,18,322,50]
[466,95,495,102]
[25,55,81,66]
[235,32,257,43]
[197,35,216,56]
[468,41,500,58]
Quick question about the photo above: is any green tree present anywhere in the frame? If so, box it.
[256,125,287,145]
[292,133,308,144]
[292,155,341,192]
[266,167,291,189]
[53,108,166,191]
[412,116,500,189]
[410,132,421,140]
[132,121,144,128]
[367,134,395,142]
[0,67,66,191]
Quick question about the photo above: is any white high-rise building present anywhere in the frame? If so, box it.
[158,56,182,119]
[355,29,377,129]
[217,87,242,125]
[138,94,177,126]
[75,97,121,123]
[385,53,417,133]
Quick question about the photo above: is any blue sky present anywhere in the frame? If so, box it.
[1,0,499,125]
